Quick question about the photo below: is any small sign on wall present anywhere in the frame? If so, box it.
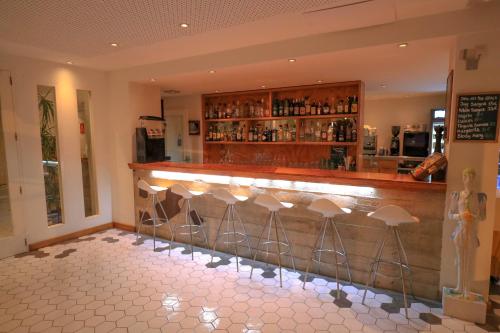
[454,93,499,142]
[188,120,200,135]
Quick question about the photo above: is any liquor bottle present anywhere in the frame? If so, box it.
[263,98,269,117]
[311,101,317,115]
[272,99,278,117]
[314,121,321,142]
[351,120,357,142]
[317,101,323,115]
[336,100,343,114]
[338,121,345,142]
[305,97,311,115]
[323,99,330,115]
[205,103,209,119]
[293,99,300,116]
[351,96,358,114]
[327,122,334,142]
[321,123,327,141]
[249,101,255,118]
[291,124,296,141]
[343,99,348,114]
[347,97,352,114]
[235,101,240,118]
[279,99,284,117]
[236,126,242,141]
[278,125,284,142]
[284,99,289,116]
[271,126,277,142]
[345,121,352,142]
[227,103,232,118]
[300,99,306,116]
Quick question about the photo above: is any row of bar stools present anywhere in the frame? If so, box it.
[303,198,353,298]
[250,194,296,288]
[361,205,418,318]
[136,180,172,251]
[210,189,252,272]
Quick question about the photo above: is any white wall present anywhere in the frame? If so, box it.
[0,53,113,244]
[163,94,202,163]
[364,94,446,150]
[440,30,500,298]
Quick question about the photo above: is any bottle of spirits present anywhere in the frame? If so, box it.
[272,99,278,117]
[347,97,352,114]
[291,124,296,141]
[346,121,352,142]
[321,123,327,141]
[351,96,358,114]
[311,101,317,115]
[278,125,284,142]
[338,121,345,142]
[300,99,306,116]
[317,101,323,115]
[323,99,330,115]
[327,122,334,142]
[315,121,321,142]
[305,97,311,115]
[336,100,343,114]
[293,99,299,116]
[351,120,357,142]
[284,99,289,116]
[279,99,284,117]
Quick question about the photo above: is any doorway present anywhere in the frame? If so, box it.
[0,71,26,258]
[165,115,184,162]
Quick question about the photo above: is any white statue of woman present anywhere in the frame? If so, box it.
[448,168,487,299]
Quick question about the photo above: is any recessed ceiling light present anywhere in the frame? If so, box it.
[398,42,408,48]
[317,80,323,83]
[66,61,73,65]
[150,78,156,82]
[180,23,189,28]
[261,85,266,88]
[110,42,119,47]
[215,90,219,93]
[288,58,296,63]
[381,84,387,88]
[209,70,216,74]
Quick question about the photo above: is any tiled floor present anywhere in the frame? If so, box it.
[0,229,497,333]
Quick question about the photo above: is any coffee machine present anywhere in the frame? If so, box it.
[136,116,166,163]
[363,126,377,155]
[390,126,400,156]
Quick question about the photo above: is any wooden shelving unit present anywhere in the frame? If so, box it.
[202,81,364,167]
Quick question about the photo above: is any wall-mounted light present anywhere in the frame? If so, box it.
[398,42,408,48]
[288,58,296,63]
[110,42,119,47]
[180,23,189,28]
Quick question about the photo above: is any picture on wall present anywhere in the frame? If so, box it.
[188,120,200,135]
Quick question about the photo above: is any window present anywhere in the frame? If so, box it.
[77,90,98,216]
[38,86,63,225]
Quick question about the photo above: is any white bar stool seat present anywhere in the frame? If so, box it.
[250,194,296,287]
[210,189,252,271]
[169,183,209,260]
[362,205,419,318]
[136,180,172,251]
[303,198,352,298]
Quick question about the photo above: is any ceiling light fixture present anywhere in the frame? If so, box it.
[215,90,220,93]
[398,42,408,48]
[180,23,189,28]
[150,78,156,82]
[317,80,323,83]
[381,84,387,88]
[261,85,266,88]
[110,42,119,47]
[209,70,216,74]
[66,61,73,65]
[288,58,296,63]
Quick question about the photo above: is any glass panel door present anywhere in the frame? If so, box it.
[0,70,26,258]
[37,85,63,226]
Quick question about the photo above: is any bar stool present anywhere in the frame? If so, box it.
[302,198,352,298]
[210,189,252,272]
[136,180,172,251]
[250,194,296,287]
[169,183,209,260]
[361,205,418,318]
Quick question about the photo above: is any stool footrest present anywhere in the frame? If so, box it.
[140,218,168,227]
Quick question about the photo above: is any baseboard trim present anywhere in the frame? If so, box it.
[29,222,114,251]
[112,222,136,232]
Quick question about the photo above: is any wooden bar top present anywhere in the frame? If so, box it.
[128,162,446,191]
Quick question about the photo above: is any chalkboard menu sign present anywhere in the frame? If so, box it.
[455,93,499,142]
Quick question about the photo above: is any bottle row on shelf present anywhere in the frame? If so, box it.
[205,118,357,143]
[204,95,358,120]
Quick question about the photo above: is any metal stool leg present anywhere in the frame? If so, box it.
[316,218,328,275]
[362,226,389,304]
[152,195,158,251]
[210,205,229,263]
[303,219,327,289]
[395,228,416,300]
[329,218,341,299]
[250,212,272,279]
[233,207,252,257]
[276,213,296,272]
[186,199,194,260]
[169,200,186,257]
[157,194,173,247]
[137,206,147,240]
[230,205,240,271]
[273,212,284,288]
[332,220,353,284]
[393,227,409,319]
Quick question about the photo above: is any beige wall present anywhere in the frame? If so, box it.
[364,94,446,151]
[440,30,500,298]
[0,113,6,185]
[0,53,113,244]
[163,94,202,163]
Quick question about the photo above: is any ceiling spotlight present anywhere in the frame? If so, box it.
[209,70,216,74]
[317,80,323,83]
[66,61,73,65]
[180,23,189,28]
[150,78,156,82]
[398,42,408,48]
[261,85,266,88]
[288,58,296,63]
[215,90,220,93]
[110,42,119,47]
[381,84,387,88]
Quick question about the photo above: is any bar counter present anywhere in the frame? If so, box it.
[129,162,446,300]
[128,161,446,191]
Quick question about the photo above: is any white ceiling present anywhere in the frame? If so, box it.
[0,0,468,70]
[150,36,452,99]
